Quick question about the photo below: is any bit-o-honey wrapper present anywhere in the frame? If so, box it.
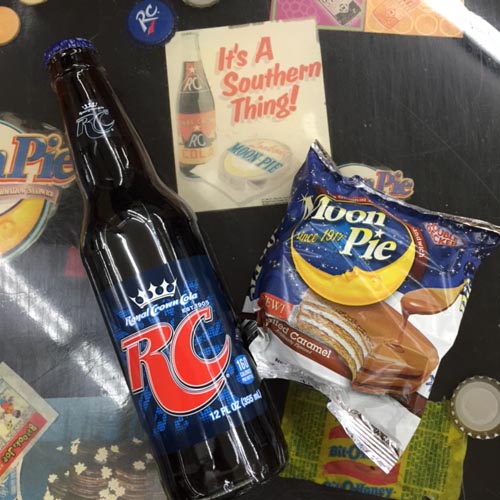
[243,142,500,472]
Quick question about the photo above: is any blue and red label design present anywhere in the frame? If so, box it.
[102,255,265,453]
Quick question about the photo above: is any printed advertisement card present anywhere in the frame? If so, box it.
[165,19,331,212]
[0,363,57,483]
[271,0,463,38]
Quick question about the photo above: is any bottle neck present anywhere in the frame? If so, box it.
[181,34,201,62]
[49,51,154,198]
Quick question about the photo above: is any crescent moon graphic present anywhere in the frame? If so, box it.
[0,198,47,257]
[291,225,416,306]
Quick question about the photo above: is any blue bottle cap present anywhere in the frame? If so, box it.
[44,38,97,67]
[128,0,177,46]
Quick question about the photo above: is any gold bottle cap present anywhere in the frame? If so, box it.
[20,0,48,5]
[182,0,219,7]
[0,7,21,46]
[451,376,500,439]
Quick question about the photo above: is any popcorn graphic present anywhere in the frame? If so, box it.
[133,460,146,471]
[74,462,87,475]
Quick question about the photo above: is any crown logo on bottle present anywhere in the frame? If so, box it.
[81,101,99,113]
[129,280,177,309]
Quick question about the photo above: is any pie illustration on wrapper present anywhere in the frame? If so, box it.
[294,289,440,396]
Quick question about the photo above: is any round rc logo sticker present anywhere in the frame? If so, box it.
[128,0,177,46]
[0,117,74,259]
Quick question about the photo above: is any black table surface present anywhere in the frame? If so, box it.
[1,0,500,499]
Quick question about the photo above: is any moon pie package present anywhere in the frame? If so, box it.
[242,142,500,472]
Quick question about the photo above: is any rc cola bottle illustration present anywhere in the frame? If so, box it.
[45,38,287,500]
[177,32,217,179]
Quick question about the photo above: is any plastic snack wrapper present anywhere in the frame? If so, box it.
[281,382,467,500]
[242,141,500,472]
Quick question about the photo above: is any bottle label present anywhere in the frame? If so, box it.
[101,255,267,453]
[180,62,211,93]
[178,111,216,165]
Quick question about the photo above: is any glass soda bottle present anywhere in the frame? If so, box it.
[177,32,216,179]
[44,38,287,500]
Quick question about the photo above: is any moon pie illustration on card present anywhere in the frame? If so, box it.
[219,139,292,195]
[0,114,74,259]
